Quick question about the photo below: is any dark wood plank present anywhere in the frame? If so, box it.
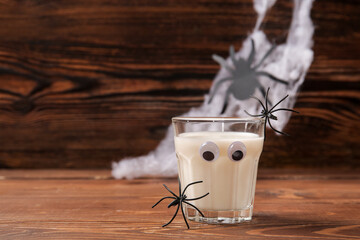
[0,0,358,168]
[0,170,359,239]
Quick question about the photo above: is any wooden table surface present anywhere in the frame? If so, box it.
[0,169,359,239]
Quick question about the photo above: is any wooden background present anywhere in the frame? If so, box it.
[0,0,358,169]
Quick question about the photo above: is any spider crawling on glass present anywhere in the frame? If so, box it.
[245,88,300,139]
[152,179,209,229]
[209,39,288,114]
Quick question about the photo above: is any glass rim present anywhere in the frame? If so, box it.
[172,117,265,123]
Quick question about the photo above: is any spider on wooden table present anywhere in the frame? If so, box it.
[152,179,209,229]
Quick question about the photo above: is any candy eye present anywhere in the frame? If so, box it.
[228,141,246,161]
[199,141,219,161]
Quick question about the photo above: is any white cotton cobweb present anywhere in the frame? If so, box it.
[112,0,314,179]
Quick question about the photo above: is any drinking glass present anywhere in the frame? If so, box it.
[172,117,264,224]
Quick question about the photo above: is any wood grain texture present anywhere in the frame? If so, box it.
[0,169,359,239]
[0,0,358,168]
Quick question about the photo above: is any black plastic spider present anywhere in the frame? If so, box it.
[152,179,209,229]
[209,39,288,114]
[245,88,299,139]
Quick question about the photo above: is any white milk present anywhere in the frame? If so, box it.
[175,131,264,211]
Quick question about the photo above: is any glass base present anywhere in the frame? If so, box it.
[185,205,253,224]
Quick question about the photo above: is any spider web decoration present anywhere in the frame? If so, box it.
[112,0,314,179]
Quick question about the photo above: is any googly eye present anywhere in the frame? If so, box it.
[228,141,246,161]
[199,141,219,161]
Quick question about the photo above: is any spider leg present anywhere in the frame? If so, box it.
[162,204,180,228]
[208,77,233,103]
[178,177,182,195]
[212,54,235,74]
[256,71,288,85]
[229,45,238,68]
[249,96,266,110]
[247,39,256,65]
[182,181,203,196]
[152,196,176,208]
[168,199,180,208]
[163,184,179,198]
[265,87,270,111]
[244,110,263,118]
[263,117,268,140]
[269,95,289,112]
[259,85,267,99]
[180,200,190,229]
[253,44,276,70]
[271,108,299,114]
[220,88,232,114]
[183,201,205,218]
[185,192,209,201]
[258,86,273,106]
[267,118,289,136]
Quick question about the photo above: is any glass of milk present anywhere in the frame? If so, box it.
[172,117,264,224]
